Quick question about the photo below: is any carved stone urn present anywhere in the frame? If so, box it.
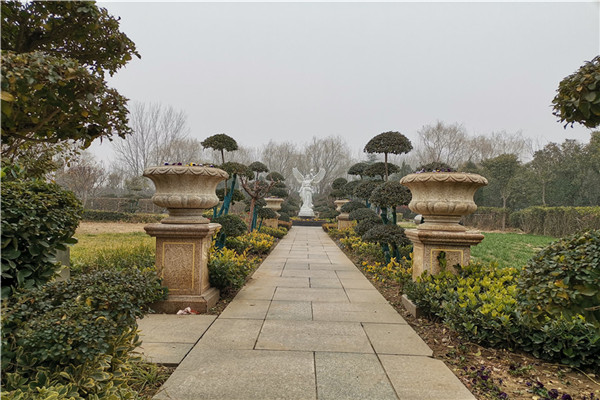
[143,165,228,313]
[265,197,284,213]
[399,172,488,280]
[143,165,229,224]
[334,199,352,230]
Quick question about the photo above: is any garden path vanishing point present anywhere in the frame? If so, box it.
[139,226,475,400]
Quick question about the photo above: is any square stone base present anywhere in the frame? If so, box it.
[263,218,279,229]
[337,214,353,230]
[406,228,484,280]
[151,288,220,314]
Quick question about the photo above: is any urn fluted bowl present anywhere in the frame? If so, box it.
[143,165,229,224]
[399,172,488,231]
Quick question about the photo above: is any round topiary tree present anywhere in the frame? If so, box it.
[353,180,383,207]
[201,133,238,164]
[348,208,380,222]
[348,162,369,178]
[362,224,411,262]
[330,177,349,199]
[369,181,412,224]
[517,230,600,326]
[364,162,400,180]
[340,200,366,214]
[354,218,383,237]
[212,214,248,248]
[343,180,362,199]
[364,131,413,181]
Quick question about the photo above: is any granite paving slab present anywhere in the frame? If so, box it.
[315,352,398,400]
[149,226,475,400]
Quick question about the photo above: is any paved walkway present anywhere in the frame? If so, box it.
[138,226,474,400]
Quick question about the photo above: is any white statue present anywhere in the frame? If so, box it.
[293,167,326,217]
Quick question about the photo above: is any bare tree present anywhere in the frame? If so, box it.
[415,121,469,168]
[54,151,106,207]
[297,136,353,193]
[261,140,300,185]
[112,102,190,177]
[467,131,533,163]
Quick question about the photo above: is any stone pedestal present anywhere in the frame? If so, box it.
[405,228,484,280]
[144,223,221,313]
[264,218,279,229]
[337,213,353,230]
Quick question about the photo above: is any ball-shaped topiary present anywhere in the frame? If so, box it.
[370,181,411,208]
[332,177,348,190]
[348,162,369,177]
[343,180,362,197]
[517,230,600,325]
[212,214,248,238]
[348,208,380,222]
[362,224,410,248]
[340,200,366,214]
[258,207,278,220]
[354,218,383,237]
[363,162,399,179]
[354,180,383,201]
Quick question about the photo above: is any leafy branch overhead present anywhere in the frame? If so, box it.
[1,0,139,173]
[552,56,600,129]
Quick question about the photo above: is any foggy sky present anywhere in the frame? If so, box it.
[92,1,600,164]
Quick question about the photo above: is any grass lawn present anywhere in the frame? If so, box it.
[470,232,556,268]
[71,231,154,267]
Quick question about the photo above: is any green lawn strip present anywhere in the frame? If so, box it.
[70,232,154,266]
[471,232,556,268]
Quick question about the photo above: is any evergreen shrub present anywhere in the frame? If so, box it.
[1,269,167,397]
[1,180,82,299]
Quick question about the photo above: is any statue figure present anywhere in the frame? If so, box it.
[293,167,326,217]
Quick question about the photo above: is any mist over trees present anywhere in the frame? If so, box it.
[59,110,598,214]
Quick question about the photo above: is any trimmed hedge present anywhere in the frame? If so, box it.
[82,210,165,223]
[463,206,600,236]
[461,207,509,231]
[510,206,600,236]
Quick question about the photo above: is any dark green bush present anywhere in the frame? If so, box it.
[212,214,248,238]
[340,200,366,214]
[461,207,510,231]
[518,230,600,325]
[354,218,383,237]
[1,269,167,397]
[1,180,82,299]
[348,208,379,222]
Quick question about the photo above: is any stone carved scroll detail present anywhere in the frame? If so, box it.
[400,172,488,185]
[143,165,229,179]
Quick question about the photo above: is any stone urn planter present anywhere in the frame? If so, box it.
[399,172,488,281]
[334,199,351,230]
[143,165,228,313]
[399,172,488,232]
[264,197,284,213]
[143,165,229,224]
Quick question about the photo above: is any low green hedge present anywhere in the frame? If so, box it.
[405,260,600,369]
[510,206,600,236]
[82,210,165,223]
[1,269,167,398]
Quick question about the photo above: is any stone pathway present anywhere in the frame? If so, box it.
[139,226,475,400]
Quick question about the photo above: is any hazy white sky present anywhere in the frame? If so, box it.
[92,1,599,164]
